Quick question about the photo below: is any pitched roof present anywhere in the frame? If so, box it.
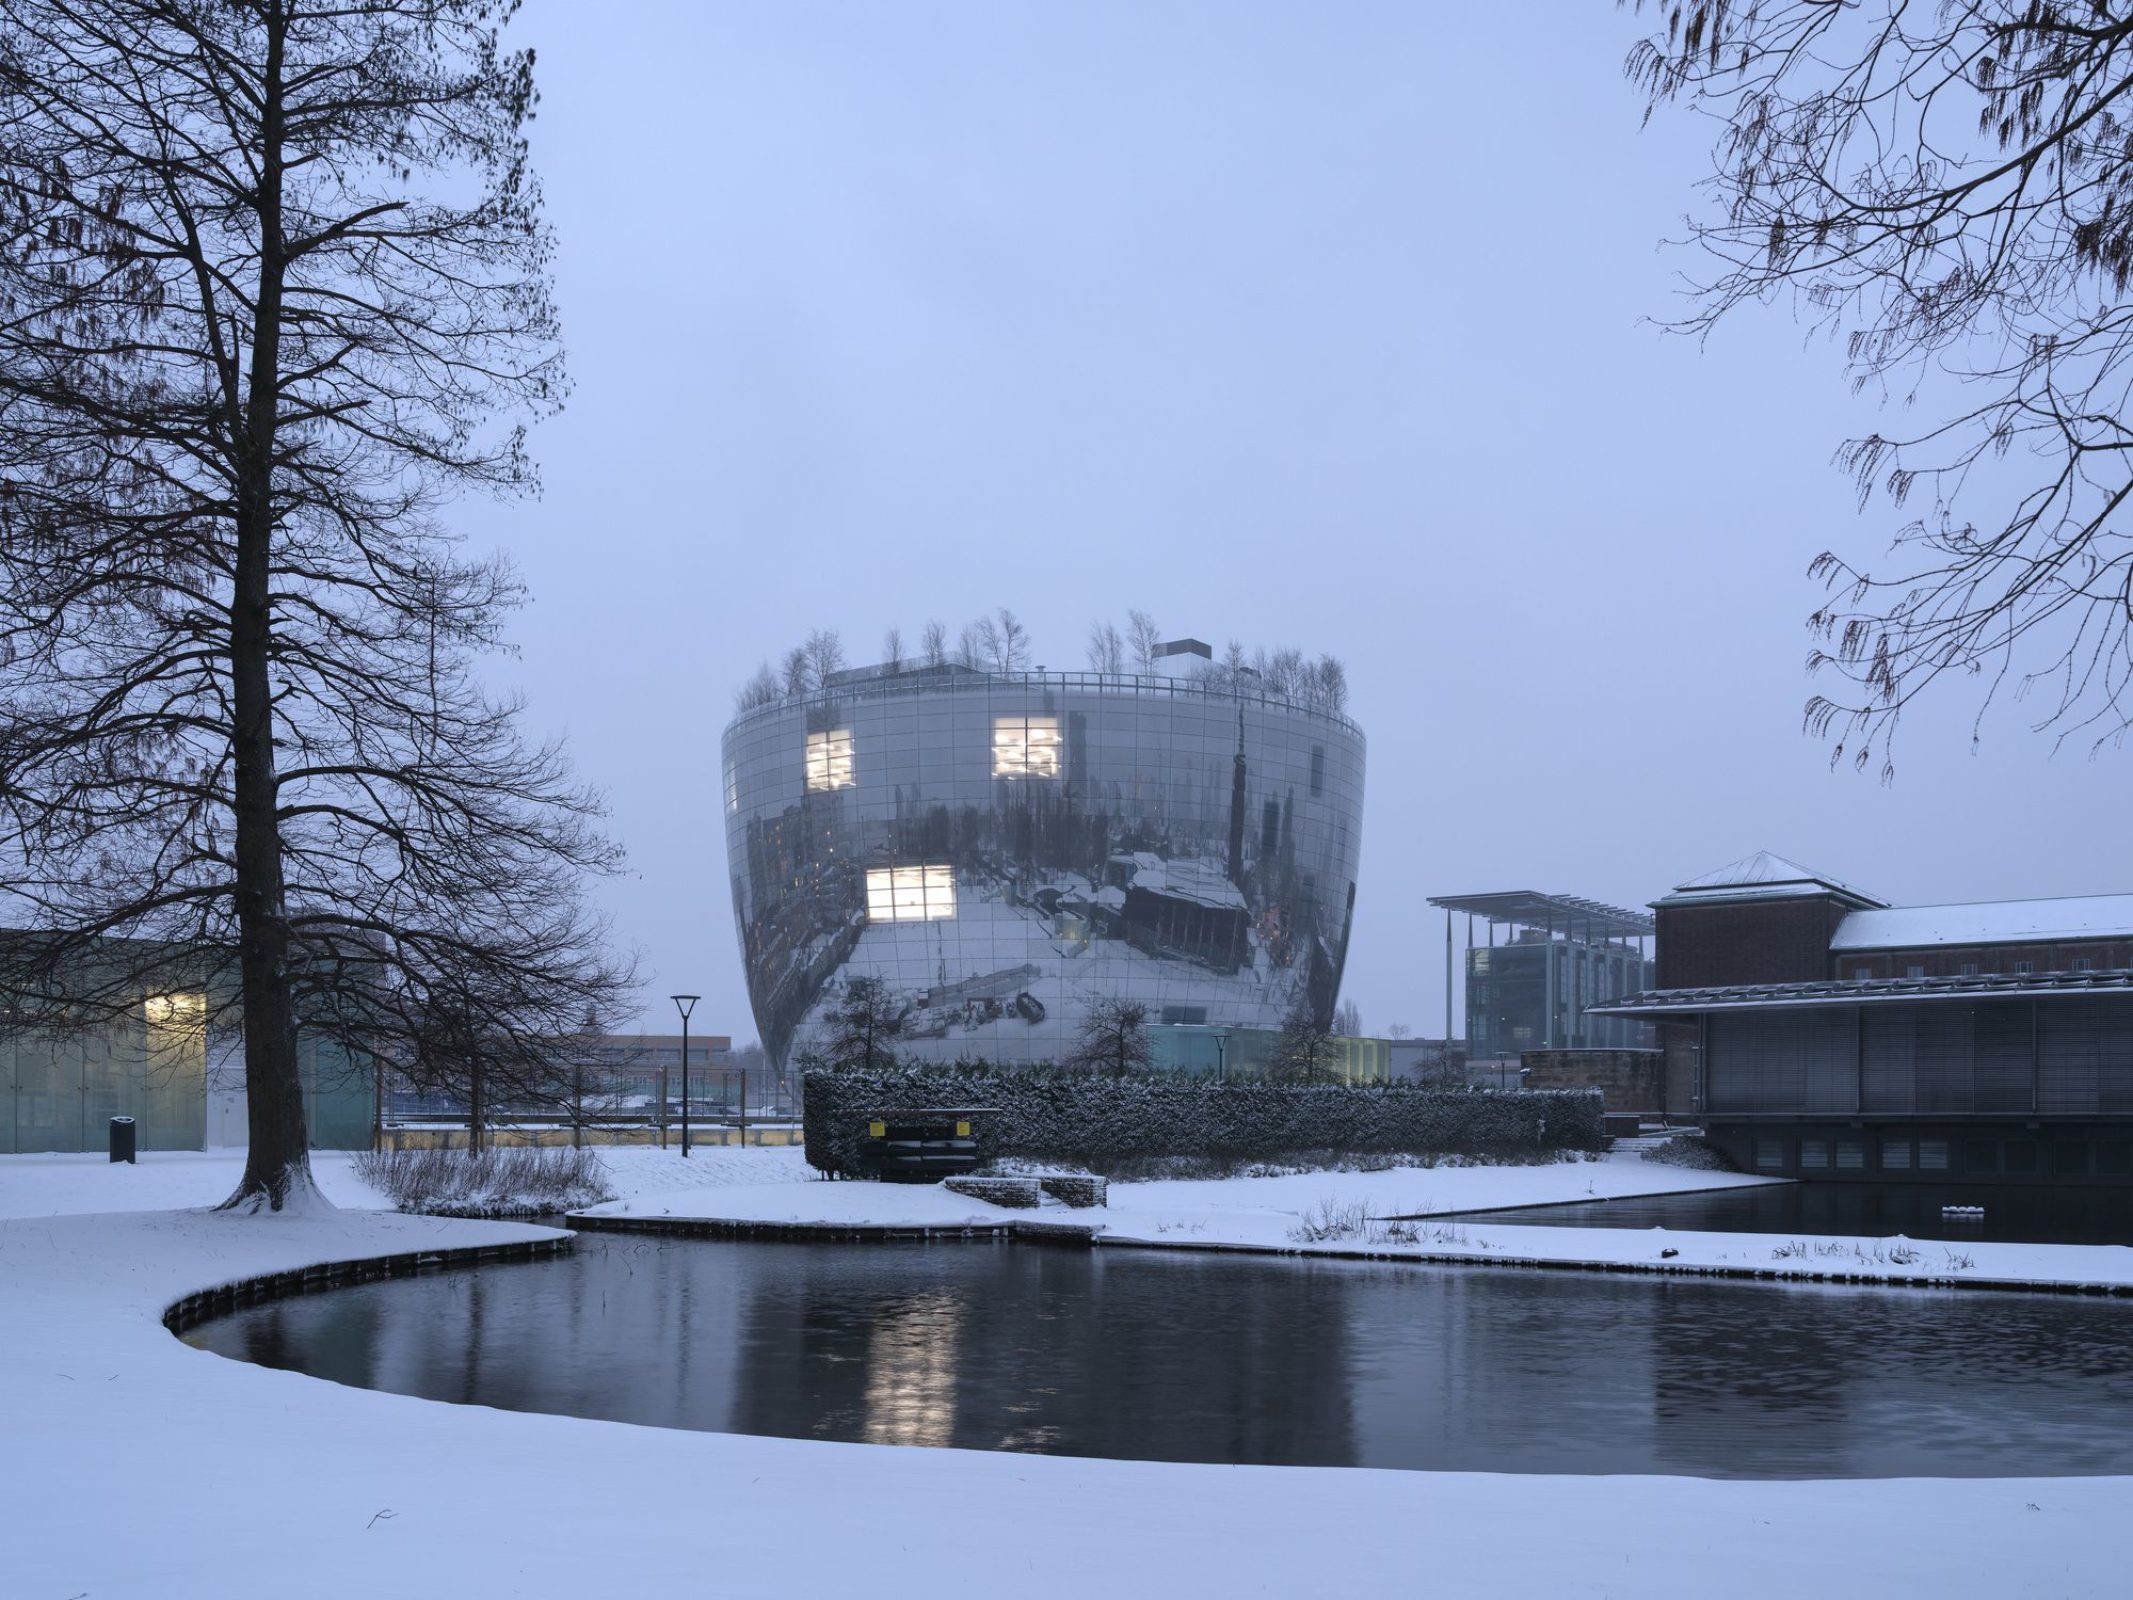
[1655,851,1885,910]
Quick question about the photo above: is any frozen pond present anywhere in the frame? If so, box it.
[182,1230,2133,1478]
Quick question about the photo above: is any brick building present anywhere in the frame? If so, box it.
[1593,852,2133,1186]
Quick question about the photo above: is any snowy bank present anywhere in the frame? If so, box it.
[581,1158,2133,1294]
[3,1149,2129,1597]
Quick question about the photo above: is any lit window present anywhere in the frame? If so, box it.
[865,865,956,922]
[805,729,854,791]
[991,716,1060,778]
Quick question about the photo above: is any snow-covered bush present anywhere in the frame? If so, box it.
[354,1146,614,1217]
[1638,1133,1737,1172]
[802,1068,1604,1178]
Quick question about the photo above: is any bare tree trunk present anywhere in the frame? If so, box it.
[221,9,314,1211]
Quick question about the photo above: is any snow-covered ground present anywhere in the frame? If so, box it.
[5,1148,2130,1597]
[580,1156,2133,1291]
[0,1143,814,1219]
[579,1151,1783,1228]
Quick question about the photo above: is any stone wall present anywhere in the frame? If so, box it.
[1520,1049,1666,1115]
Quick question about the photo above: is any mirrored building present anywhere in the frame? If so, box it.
[722,662,1366,1068]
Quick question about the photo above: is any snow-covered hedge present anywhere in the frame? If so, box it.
[802,1068,1604,1178]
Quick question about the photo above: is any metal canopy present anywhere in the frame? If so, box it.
[1426,890,1653,940]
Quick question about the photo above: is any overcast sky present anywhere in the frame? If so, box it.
[453,2,2132,1042]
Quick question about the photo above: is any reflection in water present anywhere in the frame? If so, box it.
[861,1292,963,1447]
[184,1234,2133,1479]
[1479,1180,2133,1246]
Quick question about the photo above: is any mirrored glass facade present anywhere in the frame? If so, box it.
[722,666,1367,1067]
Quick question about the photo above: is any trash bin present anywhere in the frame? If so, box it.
[109,1116,136,1165]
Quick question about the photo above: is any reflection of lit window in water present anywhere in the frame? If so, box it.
[865,865,956,922]
[991,715,1060,778]
[862,1292,964,1448]
[804,728,855,791]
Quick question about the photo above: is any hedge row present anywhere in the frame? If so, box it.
[801,1067,1604,1177]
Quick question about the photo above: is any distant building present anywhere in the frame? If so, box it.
[1593,852,2133,1184]
[1,936,373,1154]
[1427,891,1654,1060]
[722,654,1365,1069]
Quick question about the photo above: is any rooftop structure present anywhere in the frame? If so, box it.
[1426,890,1653,941]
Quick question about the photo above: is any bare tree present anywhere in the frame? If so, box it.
[1311,655,1349,715]
[921,618,949,668]
[1065,997,1152,1077]
[1386,1022,1414,1040]
[1332,998,1362,1037]
[1087,620,1125,675]
[734,662,781,713]
[1127,609,1163,673]
[1256,646,1307,699]
[989,607,1031,672]
[782,646,813,696]
[1271,1000,1343,1085]
[957,620,988,670]
[1628,2,2133,771]
[803,628,846,688]
[814,976,903,1072]
[0,0,632,1209]
[883,626,904,674]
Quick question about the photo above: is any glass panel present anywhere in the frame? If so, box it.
[866,864,956,922]
[991,715,1061,778]
[804,728,855,791]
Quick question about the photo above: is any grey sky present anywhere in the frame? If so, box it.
[456,2,2131,1041]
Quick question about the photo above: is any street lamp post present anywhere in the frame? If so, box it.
[672,994,700,1158]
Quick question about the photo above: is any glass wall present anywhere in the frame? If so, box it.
[722,667,1367,1067]
[0,995,207,1153]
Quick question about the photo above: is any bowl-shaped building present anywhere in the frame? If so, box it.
[722,665,1365,1067]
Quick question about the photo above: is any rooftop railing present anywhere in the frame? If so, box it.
[723,665,1365,741]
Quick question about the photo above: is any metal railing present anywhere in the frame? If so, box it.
[723,665,1366,742]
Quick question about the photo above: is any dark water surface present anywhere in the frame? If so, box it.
[182,1232,2133,1478]
[1476,1181,2133,1246]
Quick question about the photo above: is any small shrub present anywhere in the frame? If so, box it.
[1290,1197,1370,1243]
[354,1145,615,1217]
[1639,1134,1738,1172]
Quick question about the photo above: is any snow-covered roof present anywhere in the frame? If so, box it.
[1124,857,1248,912]
[1655,851,1885,910]
[1832,894,2133,952]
